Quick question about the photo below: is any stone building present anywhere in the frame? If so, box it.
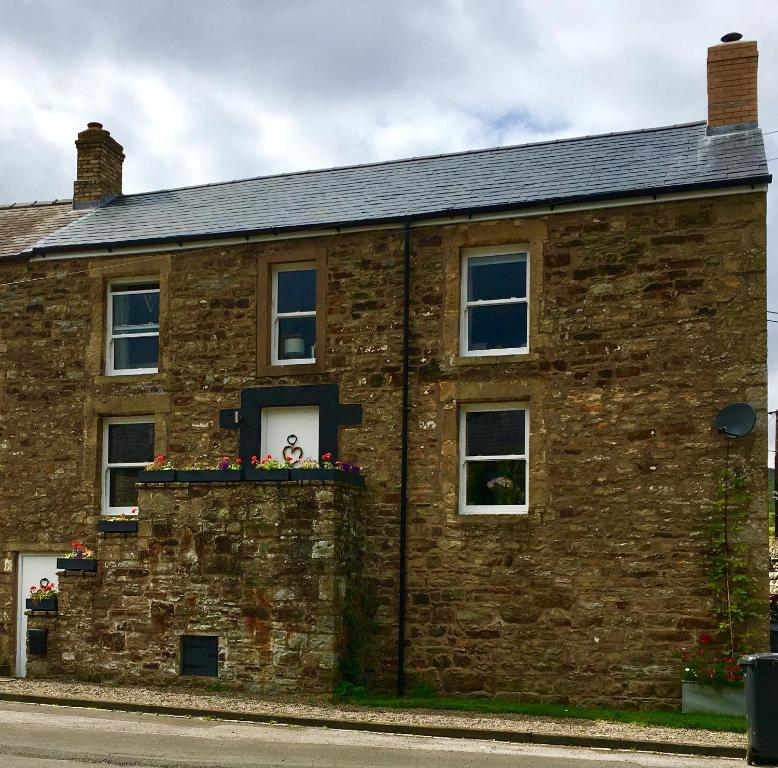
[0,36,771,708]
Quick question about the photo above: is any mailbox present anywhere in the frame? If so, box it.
[28,627,48,656]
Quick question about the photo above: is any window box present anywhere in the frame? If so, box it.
[26,598,58,613]
[175,470,243,483]
[243,468,291,482]
[56,558,98,573]
[681,680,745,717]
[289,468,365,486]
[97,519,139,534]
[137,469,177,483]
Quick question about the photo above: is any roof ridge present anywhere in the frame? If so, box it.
[114,121,709,202]
[0,199,73,210]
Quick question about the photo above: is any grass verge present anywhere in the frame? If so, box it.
[335,693,747,733]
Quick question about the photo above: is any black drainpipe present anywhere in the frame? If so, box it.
[397,219,411,696]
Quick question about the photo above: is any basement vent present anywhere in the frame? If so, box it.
[180,635,218,677]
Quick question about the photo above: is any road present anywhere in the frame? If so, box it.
[0,701,741,768]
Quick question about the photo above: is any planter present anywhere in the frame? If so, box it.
[681,680,745,717]
[26,597,58,612]
[289,469,365,487]
[243,468,290,482]
[176,470,243,483]
[56,558,98,573]
[97,519,139,534]
[137,469,177,483]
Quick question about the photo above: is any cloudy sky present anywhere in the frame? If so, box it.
[1,0,776,458]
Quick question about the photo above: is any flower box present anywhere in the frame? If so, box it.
[97,519,139,534]
[176,470,243,483]
[243,468,290,481]
[681,680,745,717]
[56,558,98,573]
[137,469,177,483]
[289,469,365,486]
[26,597,58,612]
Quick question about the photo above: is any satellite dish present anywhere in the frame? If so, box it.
[714,403,756,439]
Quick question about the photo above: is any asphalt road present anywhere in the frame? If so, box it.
[0,701,742,768]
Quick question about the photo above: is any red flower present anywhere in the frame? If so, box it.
[322,452,332,461]
[236,457,242,465]
[699,633,714,645]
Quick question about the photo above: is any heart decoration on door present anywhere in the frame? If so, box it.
[282,434,304,465]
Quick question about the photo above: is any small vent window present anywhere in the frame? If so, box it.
[181,635,218,677]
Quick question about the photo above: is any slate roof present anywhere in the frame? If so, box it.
[27,121,771,255]
[0,200,86,259]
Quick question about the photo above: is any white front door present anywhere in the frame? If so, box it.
[261,406,320,464]
[16,554,59,677]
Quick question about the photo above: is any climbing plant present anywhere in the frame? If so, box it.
[704,466,760,656]
[336,497,378,692]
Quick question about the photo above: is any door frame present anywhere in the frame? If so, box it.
[15,552,60,678]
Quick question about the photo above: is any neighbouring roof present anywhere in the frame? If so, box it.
[27,121,771,256]
[0,200,86,260]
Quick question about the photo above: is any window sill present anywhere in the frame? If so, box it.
[257,361,325,376]
[456,509,531,521]
[451,351,540,367]
[94,372,167,386]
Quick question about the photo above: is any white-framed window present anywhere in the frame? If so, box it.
[106,279,160,375]
[459,403,528,515]
[460,246,529,356]
[271,262,316,365]
[102,416,155,515]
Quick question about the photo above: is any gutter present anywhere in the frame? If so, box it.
[397,219,411,696]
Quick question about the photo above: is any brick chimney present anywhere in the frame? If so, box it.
[73,122,125,208]
[707,34,758,133]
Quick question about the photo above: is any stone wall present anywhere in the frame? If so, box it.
[27,479,363,691]
[1,190,769,707]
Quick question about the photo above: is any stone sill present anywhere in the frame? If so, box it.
[449,351,541,368]
[94,373,168,386]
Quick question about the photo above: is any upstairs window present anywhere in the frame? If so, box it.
[107,281,160,375]
[460,247,528,356]
[272,263,316,365]
[459,403,528,514]
[102,417,154,515]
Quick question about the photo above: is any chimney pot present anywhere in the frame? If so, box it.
[73,122,125,208]
[707,37,759,133]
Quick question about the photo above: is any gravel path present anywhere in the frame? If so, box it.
[0,678,746,751]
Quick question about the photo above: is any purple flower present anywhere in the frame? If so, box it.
[75,552,83,559]
[218,459,230,471]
